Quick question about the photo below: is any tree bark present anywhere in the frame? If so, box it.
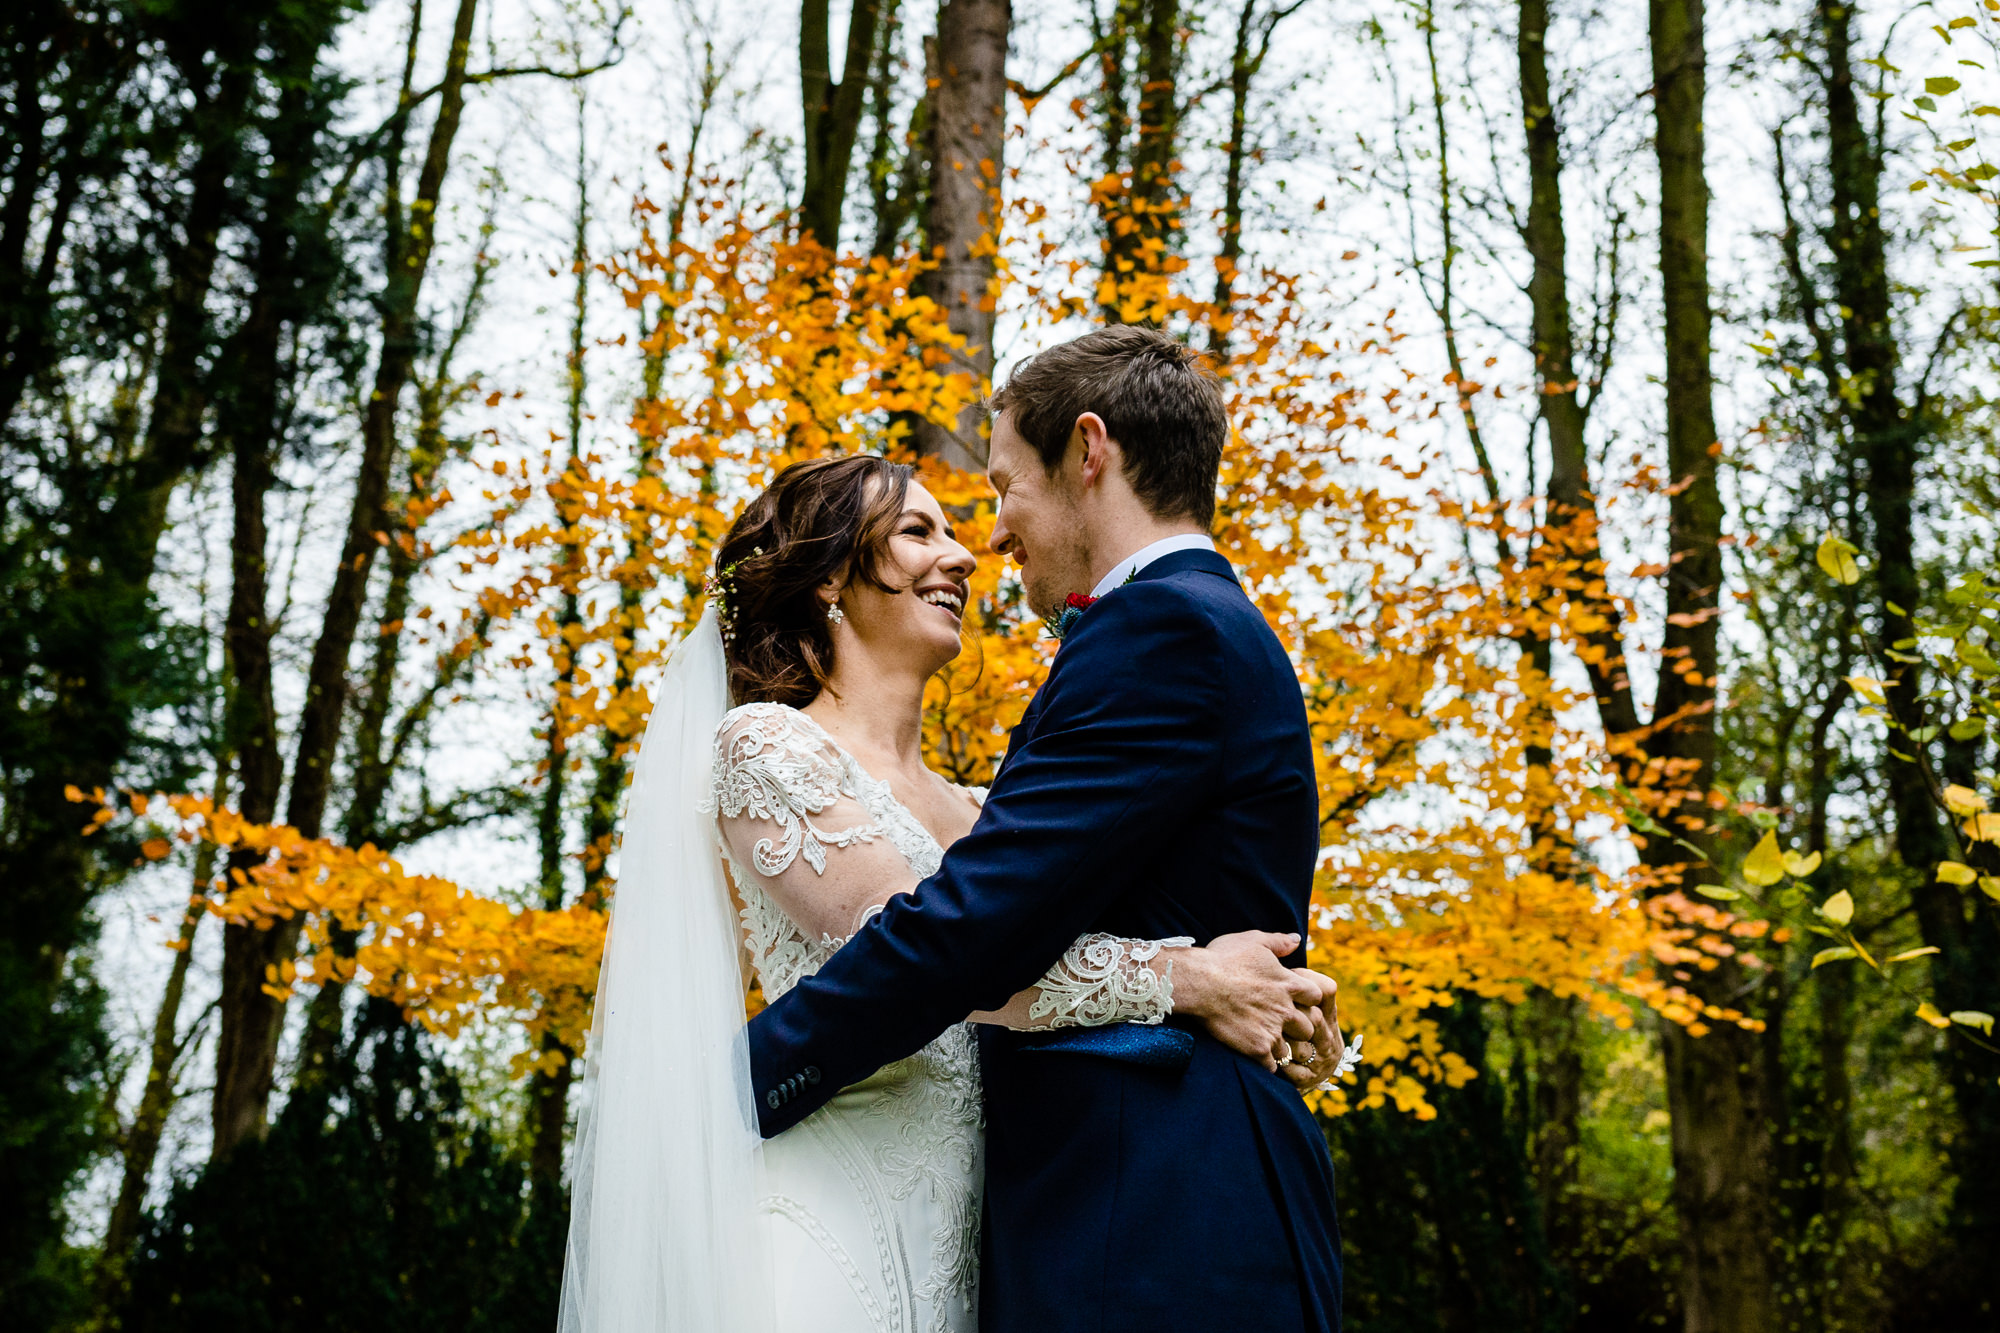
[210,0,482,1160]
[1095,0,1180,320]
[1813,0,2000,1286]
[800,0,889,247]
[1519,0,1639,739]
[911,0,1008,468]
[1646,0,1773,1328]
[91,775,225,1315]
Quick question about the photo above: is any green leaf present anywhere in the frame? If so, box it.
[1744,831,1787,887]
[1950,717,1988,740]
[1950,1010,1996,1035]
[1949,137,1979,151]
[1697,885,1743,901]
[1950,14,1978,27]
[1976,105,2000,115]
[1887,946,1941,963]
[1819,889,1855,927]
[1967,163,2000,181]
[1915,95,1939,111]
[1812,947,1857,968]
[1783,850,1823,877]
[1928,76,1964,94]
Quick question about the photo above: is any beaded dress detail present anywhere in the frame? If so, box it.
[707,702,1188,1333]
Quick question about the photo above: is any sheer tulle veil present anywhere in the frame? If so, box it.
[558,608,774,1333]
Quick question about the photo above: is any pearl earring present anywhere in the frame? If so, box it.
[826,602,845,625]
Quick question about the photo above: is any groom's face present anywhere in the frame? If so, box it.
[987,411,1090,621]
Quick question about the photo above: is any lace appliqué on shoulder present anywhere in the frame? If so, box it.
[706,701,883,878]
[1027,933,1195,1028]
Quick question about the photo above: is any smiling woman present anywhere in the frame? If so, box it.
[709,455,933,708]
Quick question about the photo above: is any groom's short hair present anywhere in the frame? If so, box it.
[988,326,1226,529]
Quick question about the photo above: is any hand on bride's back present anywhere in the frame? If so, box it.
[1168,931,1323,1072]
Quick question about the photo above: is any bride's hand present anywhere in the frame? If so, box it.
[1168,931,1320,1071]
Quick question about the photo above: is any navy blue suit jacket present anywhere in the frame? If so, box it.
[746,547,1342,1332]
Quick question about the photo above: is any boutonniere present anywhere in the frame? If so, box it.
[1048,593,1097,642]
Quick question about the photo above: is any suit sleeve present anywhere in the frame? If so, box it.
[745,582,1227,1135]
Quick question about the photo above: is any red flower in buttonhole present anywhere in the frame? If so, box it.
[1050,593,1098,643]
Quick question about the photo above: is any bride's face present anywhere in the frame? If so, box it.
[831,481,976,673]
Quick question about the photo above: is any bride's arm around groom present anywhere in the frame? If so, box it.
[745,326,1343,1333]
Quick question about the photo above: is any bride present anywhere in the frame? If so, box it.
[559,455,1334,1333]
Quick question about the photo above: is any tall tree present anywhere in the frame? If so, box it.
[801,0,892,247]
[1091,0,1184,322]
[1646,0,1774,1328]
[912,0,1009,468]
[1210,0,1305,359]
[0,5,268,1313]
[1797,0,2000,1305]
[210,0,484,1159]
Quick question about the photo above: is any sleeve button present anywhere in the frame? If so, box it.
[766,1090,780,1109]
[804,1066,822,1085]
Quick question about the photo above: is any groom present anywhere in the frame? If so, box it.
[746,326,1343,1331]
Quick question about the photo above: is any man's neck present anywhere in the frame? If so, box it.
[1085,518,1208,593]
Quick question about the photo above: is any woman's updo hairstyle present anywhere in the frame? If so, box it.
[710,455,915,708]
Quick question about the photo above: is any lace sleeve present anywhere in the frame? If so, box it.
[708,704,921,949]
[708,703,883,878]
[1013,932,1197,1029]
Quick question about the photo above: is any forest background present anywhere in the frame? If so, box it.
[4,0,1999,1330]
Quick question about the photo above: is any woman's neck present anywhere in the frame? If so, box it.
[806,649,929,773]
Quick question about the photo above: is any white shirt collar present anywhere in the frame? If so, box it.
[1090,534,1218,599]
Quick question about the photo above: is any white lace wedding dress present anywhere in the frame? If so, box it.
[708,702,1190,1333]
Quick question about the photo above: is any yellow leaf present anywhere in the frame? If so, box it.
[1980,877,2000,902]
[63,784,87,803]
[1818,889,1855,927]
[1943,784,1990,815]
[1743,831,1786,887]
[1917,1001,1952,1028]
[1782,850,1822,877]
[1887,946,1941,963]
[1950,1010,1996,1035]
[1844,675,1886,706]
[1812,947,1857,968]
[1816,534,1862,584]
[129,793,150,817]
[1696,885,1742,900]
[1966,813,2000,843]
[1938,860,1979,885]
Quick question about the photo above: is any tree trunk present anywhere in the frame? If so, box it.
[91,777,225,1315]
[1813,0,2000,1291]
[1095,0,1179,321]
[1519,0,1639,738]
[911,0,1008,468]
[210,0,482,1160]
[1647,0,1773,1328]
[800,0,889,247]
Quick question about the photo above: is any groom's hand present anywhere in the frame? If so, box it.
[1168,931,1320,1071]
[1277,969,1347,1092]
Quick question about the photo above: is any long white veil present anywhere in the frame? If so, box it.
[558,608,772,1333]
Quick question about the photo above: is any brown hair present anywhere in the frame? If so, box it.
[986,325,1228,528]
[711,455,914,708]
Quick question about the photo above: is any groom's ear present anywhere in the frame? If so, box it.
[1074,412,1117,490]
